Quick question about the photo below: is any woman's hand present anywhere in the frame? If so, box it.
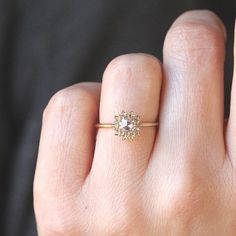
[33,10,236,235]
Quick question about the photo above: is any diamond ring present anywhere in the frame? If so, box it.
[95,110,158,140]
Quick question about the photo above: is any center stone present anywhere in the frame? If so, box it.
[119,118,133,131]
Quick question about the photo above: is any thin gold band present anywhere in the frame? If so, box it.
[95,122,158,128]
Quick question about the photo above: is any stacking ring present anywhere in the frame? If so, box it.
[95,110,158,140]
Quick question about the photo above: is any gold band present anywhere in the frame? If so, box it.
[96,110,158,140]
[95,122,158,128]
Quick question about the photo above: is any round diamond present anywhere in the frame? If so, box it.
[113,111,140,140]
[119,118,134,131]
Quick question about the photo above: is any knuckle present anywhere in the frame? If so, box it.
[164,21,224,66]
[91,194,143,235]
[163,180,206,222]
[169,191,199,219]
[96,213,136,235]
[104,53,162,83]
[43,84,95,121]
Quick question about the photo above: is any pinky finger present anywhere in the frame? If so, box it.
[33,82,100,234]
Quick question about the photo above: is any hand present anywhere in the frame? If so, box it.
[34,10,236,235]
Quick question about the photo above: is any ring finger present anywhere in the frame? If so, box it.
[91,53,162,182]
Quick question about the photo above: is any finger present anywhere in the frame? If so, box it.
[226,20,236,160]
[156,10,226,166]
[34,82,100,232]
[92,53,162,180]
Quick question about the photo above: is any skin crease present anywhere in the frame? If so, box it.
[33,10,236,236]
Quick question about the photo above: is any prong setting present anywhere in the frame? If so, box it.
[113,111,141,140]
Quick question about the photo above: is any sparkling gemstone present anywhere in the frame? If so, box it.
[114,111,140,140]
[119,118,133,131]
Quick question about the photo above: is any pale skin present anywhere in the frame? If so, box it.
[33,10,236,235]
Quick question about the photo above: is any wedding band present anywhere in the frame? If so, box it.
[95,110,158,140]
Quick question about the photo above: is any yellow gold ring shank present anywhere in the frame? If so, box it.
[95,122,158,128]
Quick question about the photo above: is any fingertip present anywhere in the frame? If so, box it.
[172,10,227,39]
